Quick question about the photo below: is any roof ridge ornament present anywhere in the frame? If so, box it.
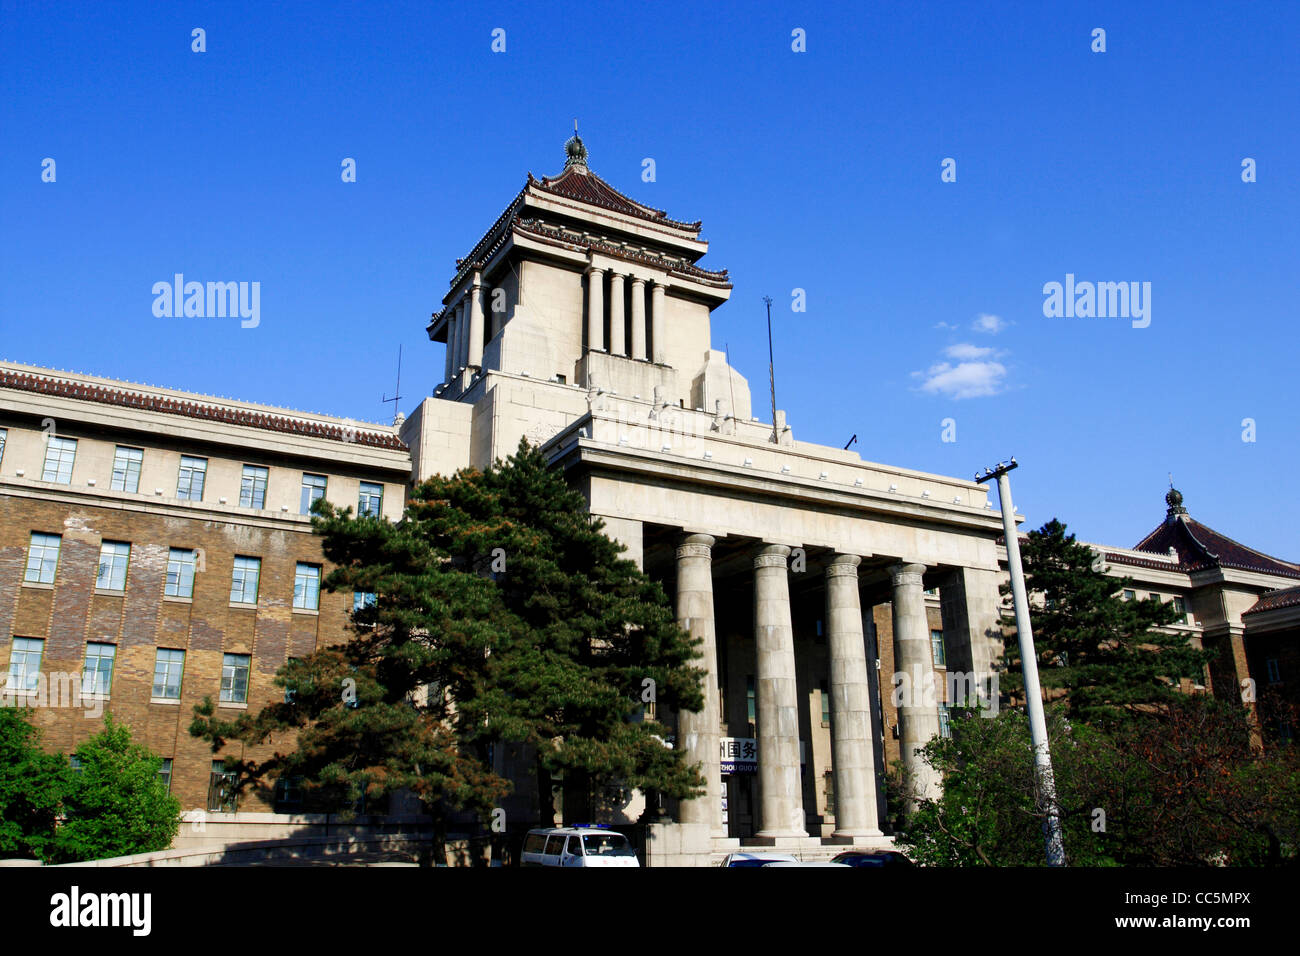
[564,119,588,171]
[1165,475,1187,518]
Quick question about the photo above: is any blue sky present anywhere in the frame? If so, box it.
[2,1,1296,558]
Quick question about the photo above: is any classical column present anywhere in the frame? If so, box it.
[650,281,667,364]
[586,267,605,352]
[467,274,485,369]
[630,277,647,360]
[455,300,468,371]
[675,533,724,834]
[442,307,456,382]
[608,273,626,356]
[825,554,882,837]
[754,544,807,838]
[890,562,942,804]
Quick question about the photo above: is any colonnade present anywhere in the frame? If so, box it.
[671,534,949,838]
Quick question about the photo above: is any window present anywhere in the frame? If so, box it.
[301,473,327,515]
[353,591,377,612]
[240,465,268,509]
[153,649,185,699]
[1266,658,1282,684]
[745,675,756,734]
[1172,596,1186,618]
[158,758,174,793]
[930,629,947,668]
[24,532,61,584]
[96,541,131,591]
[220,653,250,704]
[938,704,952,738]
[358,482,383,518]
[230,556,260,604]
[110,445,143,493]
[7,638,44,693]
[177,455,207,500]
[823,770,835,817]
[41,436,77,483]
[166,548,197,598]
[209,760,237,813]
[0,428,6,468]
[81,642,116,696]
[820,679,831,725]
[69,755,82,773]
[1122,589,1136,602]
[1149,592,1160,603]
[274,775,304,812]
[284,657,300,703]
[294,563,321,610]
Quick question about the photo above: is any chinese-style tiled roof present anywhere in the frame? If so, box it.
[1244,585,1300,616]
[528,167,703,232]
[1128,493,1300,579]
[0,367,407,451]
[513,218,730,285]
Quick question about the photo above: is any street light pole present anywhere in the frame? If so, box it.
[976,458,1066,867]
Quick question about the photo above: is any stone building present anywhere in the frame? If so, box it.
[2,138,1291,865]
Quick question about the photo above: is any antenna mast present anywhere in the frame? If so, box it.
[382,345,404,425]
[763,296,777,443]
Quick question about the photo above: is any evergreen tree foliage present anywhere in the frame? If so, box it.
[190,439,705,826]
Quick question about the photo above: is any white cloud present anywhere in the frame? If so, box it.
[917,360,1008,399]
[973,313,1008,334]
[944,343,994,361]
[933,321,959,330]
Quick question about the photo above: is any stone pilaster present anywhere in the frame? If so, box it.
[630,277,647,360]
[890,562,941,804]
[651,282,667,364]
[455,300,469,373]
[467,274,485,369]
[754,543,807,838]
[826,554,881,837]
[608,273,626,357]
[443,307,456,382]
[675,533,724,835]
[586,267,605,352]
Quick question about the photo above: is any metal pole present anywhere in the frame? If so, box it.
[763,296,777,443]
[978,460,1066,866]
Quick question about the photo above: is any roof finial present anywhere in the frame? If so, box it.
[1165,476,1187,518]
[564,122,588,171]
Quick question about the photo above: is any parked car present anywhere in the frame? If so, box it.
[828,850,914,868]
[719,852,800,867]
[519,825,641,867]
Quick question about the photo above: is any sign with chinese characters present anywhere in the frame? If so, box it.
[719,737,805,774]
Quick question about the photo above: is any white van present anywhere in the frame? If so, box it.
[519,825,641,868]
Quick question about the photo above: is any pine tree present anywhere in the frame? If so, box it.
[1001,518,1214,723]
[191,438,704,829]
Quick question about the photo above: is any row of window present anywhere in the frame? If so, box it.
[7,638,250,703]
[23,533,339,609]
[16,434,384,516]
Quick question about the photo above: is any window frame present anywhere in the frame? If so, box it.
[220,653,251,705]
[152,648,186,700]
[41,436,77,484]
[293,562,322,611]
[300,473,327,515]
[110,445,144,493]
[230,555,261,605]
[358,481,384,518]
[96,540,131,592]
[176,455,208,501]
[930,628,947,668]
[81,642,117,697]
[158,758,174,793]
[0,428,7,469]
[24,532,61,584]
[165,547,197,598]
[239,464,269,509]
[7,637,45,694]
